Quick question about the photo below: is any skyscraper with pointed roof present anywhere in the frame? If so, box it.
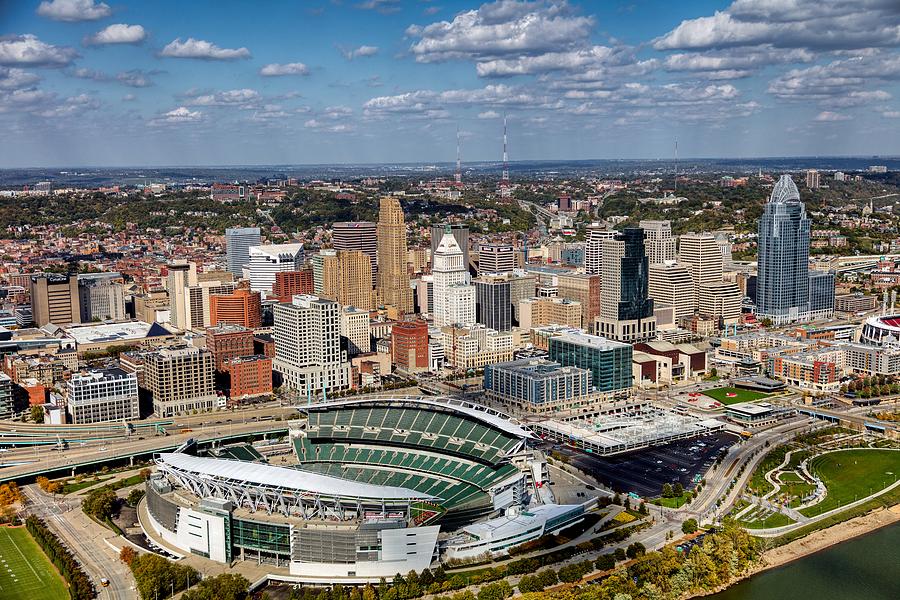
[756,174,817,325]
[432,226,473,326]
[376,197,413,314]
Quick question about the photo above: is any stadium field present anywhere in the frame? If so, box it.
[0,526,67,600]
[702,386,769,405]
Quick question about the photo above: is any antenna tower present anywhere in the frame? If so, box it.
[455,126,462,184]
[502,114,509,184]
[674,139,678,193]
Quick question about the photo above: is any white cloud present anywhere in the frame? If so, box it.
[408,0,594,63]
[122,93,136,102]
[185,88,260,107]
[260,62,309,76]
[0,67,41,90]
[814,111,851,122]
[663,47,814,77]
[70,67,154,87]
[35,93,99,118]
[37,0,110,22]
[655,0,900,51]
[0,35,77,67]
[85,24,147,46]
[153,106,202,124]
[340,45,379,60]
[768,53,900,106]
[160,38,251,60]
[478,110,500,119]
[355,0,401,14]
[304,119,353,133]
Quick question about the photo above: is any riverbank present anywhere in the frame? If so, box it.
[687,504,900,599]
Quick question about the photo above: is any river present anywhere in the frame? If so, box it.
[711,523,900,600]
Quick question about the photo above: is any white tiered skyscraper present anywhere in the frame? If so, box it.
[432,226,474,326]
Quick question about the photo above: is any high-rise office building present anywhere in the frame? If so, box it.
[30,273,80,327]
[273,295,350,396]
[431,224,469,270]
[311,249,336,295]
[518,297,582,330]
[272,269,315,301]
[597,229,656,343]
[475,275,512,332]
[678,233,723,309]
[639,220,676,265]
[698,281,743,326]
[77,273,126,323]
[225,227,261,277]
[206,324,255,371]
[806,169,820,190]
[556,273,601,331]
[808,271,835,320]
[432,228,472,327]
[144,346,217,417]
[247,244,305,293]
[377,197,413,314]
[340,305,371,357]
[756,175,813,325]
[392,320,430,372]
[445,284,476,327]
[66,368,139,424]
[166,262,197,330]
[508,272,537,324]
[333,221,378,284]
[186,281,238,330]
[210,288,262,328]
[548,331,632,393]
[322,250,374,310]
[584,224,616,276]
[648,262,695,319]
[477,244,515,275]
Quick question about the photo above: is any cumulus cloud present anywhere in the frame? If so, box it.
[364,84,552,120]
[478,110,500,119]
[153,106,203,125]
[304,119,353,133]
[654,0,900,51]
[85,24,147,46]
[259,62,309,76]
[70,67,155,87]
[36,92,99,118]
[185,88,260,107]
[339,45,379,60]
[663,47,814,78]
[0,67,41,90]
[355,0,401,14]
[408,0,594,63]
[814,111,851,122]
[0,35,78,67]
[37,0,110,22]
[160,38,251,60]
[767,53,900,106]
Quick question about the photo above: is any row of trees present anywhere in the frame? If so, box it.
[123,550,200,599]
[36,475,63,494]
[25,516,96,600]
[516,522,758,600]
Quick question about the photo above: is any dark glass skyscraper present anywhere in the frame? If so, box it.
[597,228,656,343]
[756,175,812,324]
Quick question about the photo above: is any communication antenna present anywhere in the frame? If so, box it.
[455,126,462,184]
[674,139,678,193]
[502,114,509,184]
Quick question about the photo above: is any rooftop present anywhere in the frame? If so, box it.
[64,321,172,345]
[551,331,630,351]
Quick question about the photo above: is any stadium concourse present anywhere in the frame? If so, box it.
[139,397,586,583]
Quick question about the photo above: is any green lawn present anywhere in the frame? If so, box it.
[0,527,68,600]
[61,475,113,495]
[652,493,691,508]
[741,511,794,529]
[702,386,770,405]
[800,449,900,517]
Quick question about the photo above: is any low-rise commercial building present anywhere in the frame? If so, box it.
[66,368,139,424]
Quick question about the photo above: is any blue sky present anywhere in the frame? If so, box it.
[1,0,899,167]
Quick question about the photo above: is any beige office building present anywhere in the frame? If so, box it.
[144,346,217,417]
[678,233,723,309]
[519,297,582,330]
[376,197,413,314]
[30,274,80,327]
[649,261,695,319]
[322,250,374,310]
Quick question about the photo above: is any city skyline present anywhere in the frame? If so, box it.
[2,0,900,167]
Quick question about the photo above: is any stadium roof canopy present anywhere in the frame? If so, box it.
[299,396,534,440]
[157,452,435,501]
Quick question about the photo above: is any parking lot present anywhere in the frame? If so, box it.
[556,431,738,498]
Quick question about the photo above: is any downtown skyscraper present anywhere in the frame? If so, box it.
[756,175,833,325]
[376,197,413,314]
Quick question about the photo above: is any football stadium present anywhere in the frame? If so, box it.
[141,397,585,583]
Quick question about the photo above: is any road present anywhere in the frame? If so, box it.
[24,485,135,600]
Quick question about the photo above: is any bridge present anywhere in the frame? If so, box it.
[798,406,899,439]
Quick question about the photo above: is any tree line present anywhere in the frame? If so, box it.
[25,516,96,600]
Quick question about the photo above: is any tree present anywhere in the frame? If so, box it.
[30,405,44,423]
[127,488,145,507]
[477,581,511,600]
[119,546,137,566]
[82,487,117,520]
[595,554,616,571]
[613,547,626,562]
[673,482,684,497]
[139,468,152,481]
[661,483,673,498]
[682,518,698,534]
[182,573,250,600]
[626,542,646,559]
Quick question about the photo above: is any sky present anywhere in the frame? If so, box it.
[1,0,899,167]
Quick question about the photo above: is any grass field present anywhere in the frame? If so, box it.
[702,386,770,405]
[0,527,67,600]
[740,511,794,529]
[800,449,900,517]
